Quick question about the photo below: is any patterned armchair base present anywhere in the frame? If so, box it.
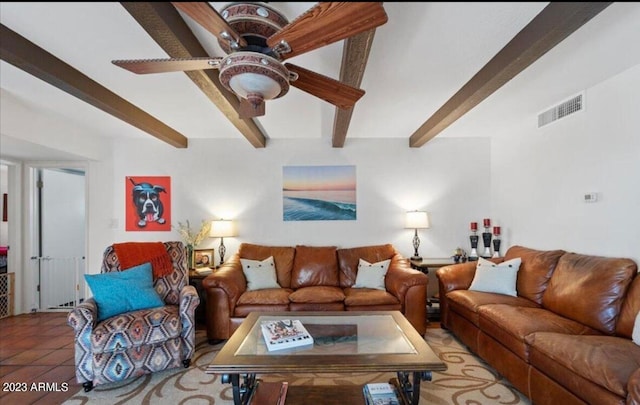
[67,242,199,391]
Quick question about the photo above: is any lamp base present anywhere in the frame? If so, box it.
[411,255,422,261]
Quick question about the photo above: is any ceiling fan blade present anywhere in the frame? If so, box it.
[171,2,247,49]
[267,2,387,60]
[238,98,266,119]
[112,57,222,74]
[286,63,365,109]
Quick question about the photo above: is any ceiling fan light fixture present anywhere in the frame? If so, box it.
[228,72,281,99]
[219,52,290,101]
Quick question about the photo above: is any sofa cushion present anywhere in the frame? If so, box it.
[237,288,293,306]
[337,244,396,288]
[240,256,281,291]
[352,258,390,290]
[238,244,296,289]
[291,245,339,288]
[479,304,600,361]
[91,305,181,353]
[634,312,640,346]
[289,286,345,303]
[542,252,637,334]
[446,290,539,326]
[504,246,565,305]
[234,304,291,317]
[343,287,400,307]
[528,332,640,399]
[469,257,521,296]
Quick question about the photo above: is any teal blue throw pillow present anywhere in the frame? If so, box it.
[84,262,165,322]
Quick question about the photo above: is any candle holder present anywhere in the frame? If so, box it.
[492,226,501,258]
[469,233,479,261]
[469,222,479,261]
[482,229,492,258]
[492,238,501,258]
[481,218,492,258]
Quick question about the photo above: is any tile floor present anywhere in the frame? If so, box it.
[1,311,440,404]
[0,311,78,404]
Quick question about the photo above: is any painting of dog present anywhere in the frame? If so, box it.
[125,176,171,231]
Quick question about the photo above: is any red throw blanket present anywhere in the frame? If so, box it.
[113,242,174,279]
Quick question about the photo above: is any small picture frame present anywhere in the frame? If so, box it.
[193,249,214,269]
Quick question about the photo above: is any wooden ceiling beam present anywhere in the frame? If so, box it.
[332,29,376,148]
[409,2,612,148]
[0,23,189,148]
[121,2,267,148]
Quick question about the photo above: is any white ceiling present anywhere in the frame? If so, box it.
[1,2,640,158]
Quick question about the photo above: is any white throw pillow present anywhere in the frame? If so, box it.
[468,257,521,297]
[353,258,391,290]
[633,312,640,346]
[240,256,281,291]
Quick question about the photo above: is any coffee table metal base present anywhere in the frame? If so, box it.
[222,370,432,405]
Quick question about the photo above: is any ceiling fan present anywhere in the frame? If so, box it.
[112,2,388,118]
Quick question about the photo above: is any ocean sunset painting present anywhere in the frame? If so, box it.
[283,165,356,221]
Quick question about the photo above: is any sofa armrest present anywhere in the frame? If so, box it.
[179,284,200,316]
[385,254,429,334]
[67,298,97,335]
[179,285,200,359]
[436,262,477,293]
[435,262,477,329]
[202,255,247,341]
[201,255,247,300]
[385,254,428,298]
[67,298,98,384]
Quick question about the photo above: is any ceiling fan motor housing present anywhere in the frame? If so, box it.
[218,2,289,56]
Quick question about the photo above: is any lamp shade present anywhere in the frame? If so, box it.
[209,219,236,238]
[405,211,430,229]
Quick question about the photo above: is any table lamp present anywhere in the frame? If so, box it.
[210,219,236,266]
[405,211,430,260]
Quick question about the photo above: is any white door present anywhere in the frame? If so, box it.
[35,167,86,310]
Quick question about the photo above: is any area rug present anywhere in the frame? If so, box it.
[63,329,531,404]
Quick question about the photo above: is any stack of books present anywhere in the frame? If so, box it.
[363,382,401,405]
[260,319,314,351]
[194,267,212,275]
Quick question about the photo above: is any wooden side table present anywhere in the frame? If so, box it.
[189,270,211,328]
[409,258,456,322]
[409,258,456,274]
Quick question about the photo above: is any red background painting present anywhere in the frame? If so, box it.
[125,176,171,231]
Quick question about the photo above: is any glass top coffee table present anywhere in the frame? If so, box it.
[207,311,447,405]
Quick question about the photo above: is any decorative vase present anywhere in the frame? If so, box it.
[186,244,194,269]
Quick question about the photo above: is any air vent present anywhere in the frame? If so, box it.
[538,93,584,128]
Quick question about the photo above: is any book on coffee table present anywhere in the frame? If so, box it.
[260,319,314,351]
[363,382,400,405]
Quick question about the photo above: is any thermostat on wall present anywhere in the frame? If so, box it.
[583,192,598,203]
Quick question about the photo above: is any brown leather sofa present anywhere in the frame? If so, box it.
[436,245,640,405]
[202,243,429,341]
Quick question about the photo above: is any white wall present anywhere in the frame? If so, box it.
[491,64,640,263]
[104,137,490,277]
[0,89,111,162]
